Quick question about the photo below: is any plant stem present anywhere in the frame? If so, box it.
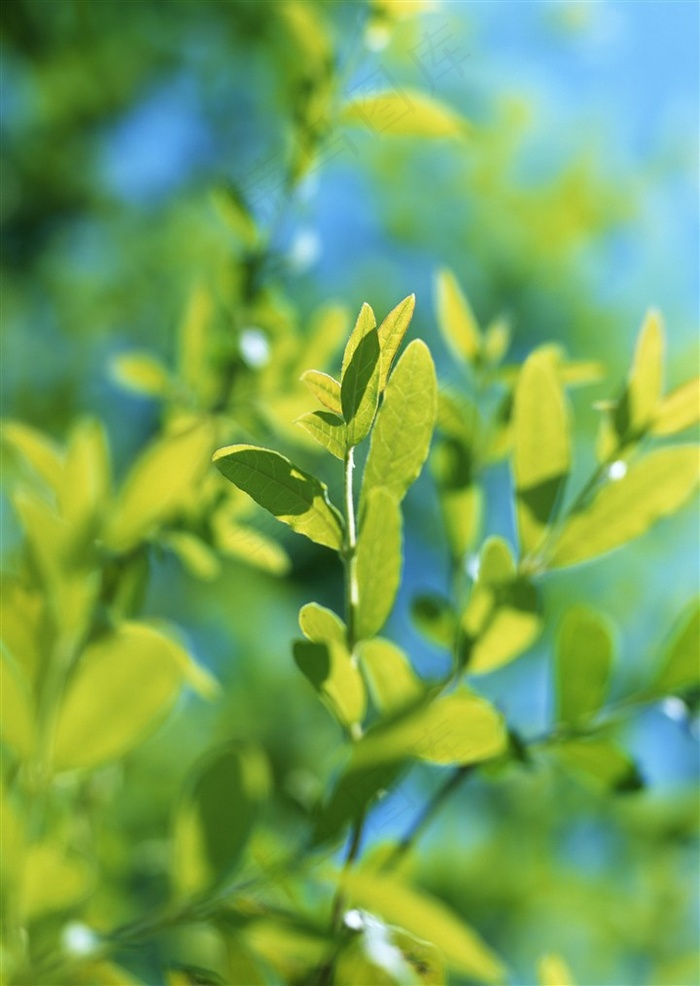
[343,447,358,653]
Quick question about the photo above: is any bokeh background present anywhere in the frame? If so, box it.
[1,1,698,984]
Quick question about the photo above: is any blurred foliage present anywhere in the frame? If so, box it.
[1,2,699,985]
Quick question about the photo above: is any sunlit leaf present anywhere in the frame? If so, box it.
[0,577,44,679]
[616,309,664,439]
[293,638,366,730]
[552,739,642,792]
[213,445,344,551]
[356,488,402,640]
[299,601,347,645]
[244,916,327,983]
[341,91,471,139]
[513,352,571,556]
[555,607,613,725]
[651,600,700,696]
[652,377,700,436]
[341,318,381,447]
[173,743,270,896]
[0,650,35,760]
[224,935,266,986]
[110,351,171,398]
[340,870,506,984]
[1,420,64,492]
[362,340,437,504]
[337,916,444,985]
[105,418,215,553]
[296,305,349,378]
[296,410,347,460]
[434,268,481,364]
[19,841,93,920]
[179,285,215,402]
[301,369,343,415]
[53,622,206,770]
[482,316,511,366]
[548,446,699,569]
[211,510,291,575]
[377,294,415,390]
[161,531,222,581]
[538,953,575,986]
[359,638,423,715]
[411,594,457,650]
[58,418,111,541]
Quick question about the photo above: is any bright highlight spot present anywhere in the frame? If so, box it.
[608,460,628,481]
[62,922,98,957]
[661,697,688,722]
[240,328,270,368]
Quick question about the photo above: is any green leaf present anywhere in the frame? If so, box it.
[538,954,575,986]
[341,323,381,447]
[312,758,405,847]
[296,410,347,460]
[340,870,506,984]
[161,531,222,581]
[53,622,207,770]
[341,91,471,139]
[555,607,613,726]
[356,488,402,640]
[178,286,215,402]
[301,369,343,415]
[0,650,35,760]
[461,538,541,675]
[211,511,290,575]
[58,418,111,540]
[293,639,366,730]
[1,420,64,492]
[342,302,376,376]
[411,594,457,650]
[173,743,270,896]
[363,340,437,504]
[434,269,481,364]
[616,309,664,439]
[548,446,699,569]
[651,600,700,696]
[299,601,347,646]
[213,445,344,551]
[110,351,171,398]
[211,184,259,248]
[482,316,511,366]
[377,294,415,390]
[19,841,93,921]
[104,418,215,553]
[552,740,642,792]
[513,351,571,556]
[359,638,423,715]
[652,377,700,436]
[295,305,349,378]
[353,689,507,768]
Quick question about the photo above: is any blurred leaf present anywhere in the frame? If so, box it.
[1,420,64,492]
[513,352,571,556]
[313,758,404,847]
[211,510,290,575]
[538,953,575,986]
[174,743,270,896]
[179,285,215,402]
[75,961,142,985]
[224,935,266,986]
[616,309,664,439]
[552,740,642,791]
[211,184,259,248]
[341,91,471,139]
[434,268,481,364]
[53,622,200,770]
[411,594,457,650]
[296,410,347,460]
[0,649,35,760]
[377,294,415,390]
[341,870,505,983]
[359,638,423,715]
[650,600,700,696]
[356,488,402,640]
[555,606,613,726]
[363,340,437,504]
[341,322,381,447]
[548,447,699,569]
[0,577,44,679]
[105,418,215,553]
[337,916,444,985]
[58,418,111,541]
[166,966,225,986]
[301,369,343,415]
[482,316,511,365]
[110,351,171,398]
[353,690,507,768]
[19,842,93,921]
[293,639,366,730]
[244,916,327,983]
[652,376,700,436]
[296,305,349,378]
[162,531,222,581]
[213,445,344,550]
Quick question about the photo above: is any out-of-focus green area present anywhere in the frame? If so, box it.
[1,2,698,985]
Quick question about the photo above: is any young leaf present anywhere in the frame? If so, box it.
[513,351,571,556]
[340,870,505,984]
[358,638,423,715]
[296,410,347,460]
[293,639,366,729]
[356,487,402,640]
[341,325,381,447]
[301,369,342,415]
[548,446,699,569]
[652,377,700,436]
[110,352,171,398]
[362,340,437,504]
[341,91,471,139]
[342,302,376,376]
[58,418,111,540]
[650,600,700,696]
[552,739,642,792]
[1,420,64,493]
[616,309,664,439]
[555,606,613,726]
[213,445,344,551]
[353,690,507,768]
[434,269,481,364]
[377,294,415,390]
[173,743,270,896]
[299,601,347,646]
[52,622,205,770]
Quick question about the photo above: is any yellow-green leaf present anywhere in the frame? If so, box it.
[651,600,700,696]
[111,352,171,398]
[513,352,571,556]
[299,601,346,646]
[178,285,215,401]
[652,377,700,436]
[1,650,35,760]
[296,410,347,460]
[173,743,270,896]
[293,639,366,729]
[211,184,259,248]
[341,870,505,984]
[213,445,344,551]
[619,308,665,437]
[434,269,481,364]
[358,638,423,715]
[356,488,402,640]
[341,90,471,139]
[19,841,94,920]
[552,739,641,792]
[548,446,699,569]
[53,622,194,770]
[377,294,415,390]
[301,369,342,415]
[58,418,111,540]
[411,594,457,650]
[211,511,290,575]
[538,953,575,986]
[555,607,612,725]
[363,340,437,504]
[1,420,64,492]
[341,318,381,446]
[162,531,222,581]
